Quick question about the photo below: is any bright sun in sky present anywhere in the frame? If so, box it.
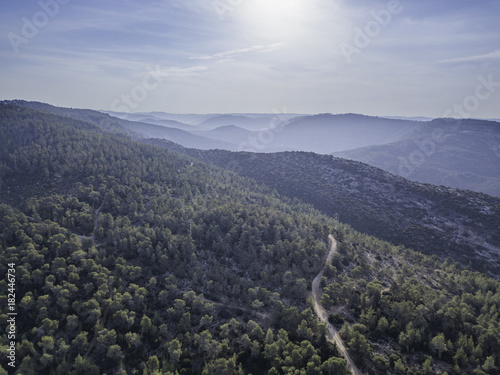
[237,0,317,42]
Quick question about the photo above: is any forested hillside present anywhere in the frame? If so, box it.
[0,103,499,375]
[321,229,500,374]
[3,100,236,151]
[190,150,500,278]
[3,100,138,138]
[0,103,345,374]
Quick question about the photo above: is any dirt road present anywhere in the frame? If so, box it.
[311,235,365,375]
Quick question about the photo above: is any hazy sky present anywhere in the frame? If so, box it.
[1,0,499,117]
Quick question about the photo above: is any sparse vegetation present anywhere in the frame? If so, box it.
[321,229,500,374]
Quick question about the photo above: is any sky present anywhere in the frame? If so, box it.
[0,0,499,117]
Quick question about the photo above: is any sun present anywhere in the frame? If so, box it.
[237,0,315,42]
[247,0,305,16]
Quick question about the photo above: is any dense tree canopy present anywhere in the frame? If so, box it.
[0,104,343,374]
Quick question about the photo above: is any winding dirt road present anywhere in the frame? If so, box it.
[311,235,364,375]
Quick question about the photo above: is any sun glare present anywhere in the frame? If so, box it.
[238,0,316,42]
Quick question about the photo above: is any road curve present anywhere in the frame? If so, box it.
[311,235,365,375]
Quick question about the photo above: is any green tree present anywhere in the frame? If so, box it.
[423,357,433,375]
[482,356,498,374]
[146,356,160,374]
[321,357,348,375]
[107,345,123,363]
[454,346,468,369]
[430,333,447,359]
[167,339,182,364]
[375,316,389,336]
[373,355,387,373]
[265,328,275,345]
[394,358,406,374]
[70,355,99,375]
[202,355,243,375]
[348,331,371,366]
[38,336,55,353]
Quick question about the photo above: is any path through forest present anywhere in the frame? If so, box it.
[311,235,364,375]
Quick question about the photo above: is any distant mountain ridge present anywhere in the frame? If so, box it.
[5,100,500,196]
[103,108,427,154]
[335,118,500,197]
[193,125,257,147]
[267,114,421,153]
[3,100,234,150]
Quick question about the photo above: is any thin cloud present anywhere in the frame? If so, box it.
[438,50,500,63]
[190,43,285,62]
[153,66,209,77]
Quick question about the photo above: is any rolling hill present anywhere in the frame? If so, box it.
[97,107,500,198]
[266,114,421,154]
[4,100,234,151]
[335,118,500,197]
[185,149,500,279]
[193,125,258,148]
[1,102,499,374]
